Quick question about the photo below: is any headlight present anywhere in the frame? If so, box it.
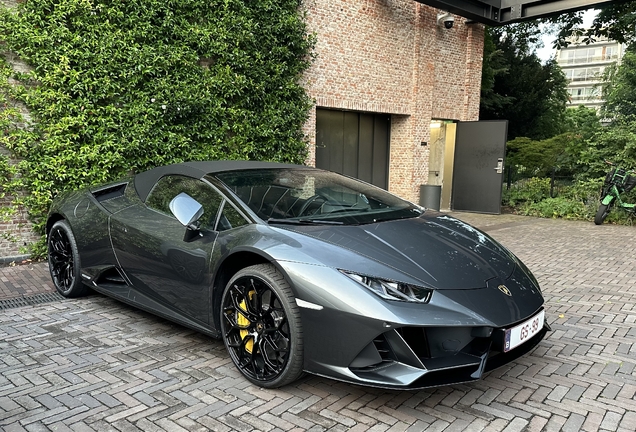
[341,271,432,303]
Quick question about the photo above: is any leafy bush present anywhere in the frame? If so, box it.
[0,0,314,255]
[579,118,636,178]
[560,177,603,202]
[503,177,551,207]
[504,176,636,224]
[506,132,586,180]
[518,197,593,220]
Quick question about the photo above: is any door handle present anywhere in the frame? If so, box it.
[494,158,504,174]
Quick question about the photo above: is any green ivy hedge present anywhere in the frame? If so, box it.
[0,0,314,255]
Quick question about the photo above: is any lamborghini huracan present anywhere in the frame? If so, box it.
[47,160,549,388]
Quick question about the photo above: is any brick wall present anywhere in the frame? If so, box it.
[0,152,38,261]
[0,197,39,259]
[302,0,485,202]
[1,45,39,258]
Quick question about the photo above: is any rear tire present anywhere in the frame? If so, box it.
[594,204,610,225]
[47,220,88,297]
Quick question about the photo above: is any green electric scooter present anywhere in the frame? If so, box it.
[595,161,636,225]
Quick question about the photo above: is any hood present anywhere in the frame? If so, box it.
[279,214,516,289]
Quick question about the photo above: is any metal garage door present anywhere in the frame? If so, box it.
[315,109,390,189]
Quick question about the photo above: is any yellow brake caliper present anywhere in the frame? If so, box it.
[238,290,256,354]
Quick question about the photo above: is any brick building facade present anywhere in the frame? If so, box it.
[0,0,484,259]
[0,50,39,260]
[302,0,484,202]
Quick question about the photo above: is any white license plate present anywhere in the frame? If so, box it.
[504,310,545,352]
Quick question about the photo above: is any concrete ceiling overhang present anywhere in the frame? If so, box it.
[416,0,628,25]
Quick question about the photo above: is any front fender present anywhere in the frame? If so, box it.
[601,194,616,206]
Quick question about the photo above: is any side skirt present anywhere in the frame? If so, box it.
[87,283,221,340]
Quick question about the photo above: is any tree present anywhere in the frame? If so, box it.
[480,26,569,140]
[564,105,602,140]
[601,50,636,120]
[576,49,636,177]
[550,2,636,48]
[579,120,636,177]
[506,131,588,178]
[480,28,513,115]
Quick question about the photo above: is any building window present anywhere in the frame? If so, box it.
[562,47,613,64]
[568,67,602,82]
[604,46,616,60]
[568,87,599,101]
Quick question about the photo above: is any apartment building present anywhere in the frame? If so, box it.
[556,35,625,110]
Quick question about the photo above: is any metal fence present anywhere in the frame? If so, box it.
[505,166,575,198]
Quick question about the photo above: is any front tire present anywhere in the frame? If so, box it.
[594,204,611,225]
[47,220,88,297]
[220,264,303,388]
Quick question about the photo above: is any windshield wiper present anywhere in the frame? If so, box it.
[267,218,344,225]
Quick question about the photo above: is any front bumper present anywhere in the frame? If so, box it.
[279,261,549,389]
[312,314,550,389]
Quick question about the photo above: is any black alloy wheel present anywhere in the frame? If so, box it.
[220,264,303,388]
[47,220,88,297]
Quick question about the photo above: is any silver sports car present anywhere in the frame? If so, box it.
[47,160,549,388]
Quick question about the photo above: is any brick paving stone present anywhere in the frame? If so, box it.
[501,417,528,432]
[525,416,548,432]
[564,384,586,401]
[0,261,54,300]
[601,411,623,430]
[194,415,234,432]
[281,411,319,429]
[405,420,432,431]
[1,213,636,431]
[562,413,586,432]
[544,414,568,432]
[482,418,508,432]
[547,385,569,402]
[385,421,409,432]
[3,424,28,432]
[620,411,636,431]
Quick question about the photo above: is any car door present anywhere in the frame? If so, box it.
[110,175,223,325]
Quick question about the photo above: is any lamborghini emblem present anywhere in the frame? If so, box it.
[498,285,512,296]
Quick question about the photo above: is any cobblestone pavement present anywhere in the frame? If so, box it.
[1,213,635,431]
[0,261,54,301]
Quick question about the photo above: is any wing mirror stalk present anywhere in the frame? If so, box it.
[169,192,204,242]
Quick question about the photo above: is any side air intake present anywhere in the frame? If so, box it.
[91,183,127,202]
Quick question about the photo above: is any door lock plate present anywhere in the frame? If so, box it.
[494,158,504,174]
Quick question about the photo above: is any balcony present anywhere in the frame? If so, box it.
[569,95,600,101]
[558,54,619,65]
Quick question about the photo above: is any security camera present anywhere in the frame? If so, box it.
[437,12,454,29]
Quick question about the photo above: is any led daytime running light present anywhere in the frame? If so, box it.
[342,271,432,303]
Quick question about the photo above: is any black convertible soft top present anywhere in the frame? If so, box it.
[134,160,308,202]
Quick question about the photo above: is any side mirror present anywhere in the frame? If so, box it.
[169,193,204,241]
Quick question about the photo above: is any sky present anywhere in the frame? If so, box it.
[535,9,598,62]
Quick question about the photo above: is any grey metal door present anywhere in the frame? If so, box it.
[316,109,389,189]
[451,120,508,214]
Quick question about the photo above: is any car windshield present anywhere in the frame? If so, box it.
[214,168,422,225]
